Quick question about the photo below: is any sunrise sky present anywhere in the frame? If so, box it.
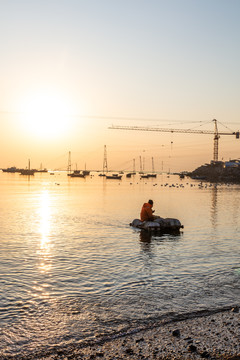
[1,0,240,172]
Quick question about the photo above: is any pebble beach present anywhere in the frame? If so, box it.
[2,306,239,360]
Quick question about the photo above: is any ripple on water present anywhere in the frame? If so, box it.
[0,174,240,356]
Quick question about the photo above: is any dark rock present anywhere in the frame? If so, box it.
[96,352,104,357]
[136,337,144,343]
[188,344,197,353]
[172,329,181,337]
[125,348,134,355]
[201,351,210,358]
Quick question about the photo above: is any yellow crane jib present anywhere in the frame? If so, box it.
[109,119,239,163]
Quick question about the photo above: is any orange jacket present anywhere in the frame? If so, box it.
[140,203,154,221]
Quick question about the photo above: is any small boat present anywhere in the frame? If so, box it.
[70,173,85,178]
[20,169,35,175]
[20,160,35,175]
[140,174,149,179]
[106,174,122,180]
[69,171,85,178]
[36,168,48,173]
[36,164,48,173]
[2,167,20,173]
[130,217,183,234]
[147,158,157,178]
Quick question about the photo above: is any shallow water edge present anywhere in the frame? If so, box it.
[1,304,239,360]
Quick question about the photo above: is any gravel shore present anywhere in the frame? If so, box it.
[1,306,239,360]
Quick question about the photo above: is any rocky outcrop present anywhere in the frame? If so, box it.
[188,162,240,183]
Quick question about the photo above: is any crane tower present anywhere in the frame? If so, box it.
[109,119,239,162]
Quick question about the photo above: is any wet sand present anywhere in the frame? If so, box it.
[3,306,239,360]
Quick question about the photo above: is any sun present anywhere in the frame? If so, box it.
[19,90,75,140]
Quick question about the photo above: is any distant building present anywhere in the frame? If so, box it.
[224,160,240,168]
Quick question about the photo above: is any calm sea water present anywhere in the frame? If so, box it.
[0,171,239,357]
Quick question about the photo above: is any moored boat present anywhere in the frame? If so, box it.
[2,167,20,173]
[36,168,48,173]
[20,169,35,175]
[20,160,35,175]
[140,174,149,179]
[106,174,122,179]
[69,170,85,178]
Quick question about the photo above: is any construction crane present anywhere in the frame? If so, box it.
[109,119,239,162]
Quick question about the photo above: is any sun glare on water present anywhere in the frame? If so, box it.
[19,90,75,140]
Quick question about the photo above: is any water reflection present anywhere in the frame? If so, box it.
[139,230,152,252]
[231,188,240,226]
[37,190,52,274]
[211,186,218,228]
[139,230,181,253]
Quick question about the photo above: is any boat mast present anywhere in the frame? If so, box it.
[139,156,143,173]
[152,157,155,174]
[67,151,72,174]
[103,145,108,174]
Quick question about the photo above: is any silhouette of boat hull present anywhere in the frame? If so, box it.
[106,174,122,179]
[20,169,35,175]
[130,218,183,234]
[2,167,21,173]
[69,172,85,178]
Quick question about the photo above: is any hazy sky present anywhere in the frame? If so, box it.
[1,0,240,172]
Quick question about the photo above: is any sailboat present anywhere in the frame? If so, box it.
[126,159,136,177]
[106,174,122,180]
[20,160,35,175]
[36,163,48,173]
[147,157,157,178]
[82,163,90,176]
[69,163,85,178]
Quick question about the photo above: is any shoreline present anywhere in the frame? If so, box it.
[1,306,239,360]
